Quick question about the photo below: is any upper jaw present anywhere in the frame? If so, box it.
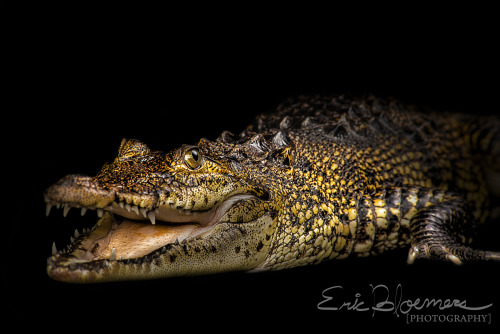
[44,174,258,226]
[44,174,160,220]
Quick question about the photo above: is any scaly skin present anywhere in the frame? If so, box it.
[45,95,500,283]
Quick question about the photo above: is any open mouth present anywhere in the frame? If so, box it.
[46,193,259,267]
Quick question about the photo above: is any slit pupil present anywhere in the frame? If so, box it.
[192,150,199,161]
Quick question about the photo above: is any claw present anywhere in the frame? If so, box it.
[446,254,462,265]
[407,246,418,265]
[484,252,500,261]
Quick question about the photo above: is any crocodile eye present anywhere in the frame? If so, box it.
[184,148,202,169]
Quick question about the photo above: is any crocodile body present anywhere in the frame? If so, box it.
[45,95,500,283]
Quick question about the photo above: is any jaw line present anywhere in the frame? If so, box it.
[47,193,262,266]
[107,193,258,226]
[47,212,276,283]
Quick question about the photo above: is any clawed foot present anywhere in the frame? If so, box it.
[406,198,500,265]
[407,243,500,265]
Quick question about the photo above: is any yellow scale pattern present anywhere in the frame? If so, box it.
[262,113,491,269]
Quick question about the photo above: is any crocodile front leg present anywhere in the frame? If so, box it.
[347,187,500,264]
[407,198,500,264]
[240,186,499,271]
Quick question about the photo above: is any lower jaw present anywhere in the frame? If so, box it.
[46,213,202,282]
[48,211,275,283]
[48,212,207,269]
[58,193,262,262]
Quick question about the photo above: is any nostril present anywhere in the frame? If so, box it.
[44,174,115,209]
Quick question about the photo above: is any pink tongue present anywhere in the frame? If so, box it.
[95,220,197,260]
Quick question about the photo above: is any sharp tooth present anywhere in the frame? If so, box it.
[81,207,87,216]
[125,204,131,212]
[52,242,57,255]
[140,208,147,218]
[147,211,156,225]
[97,209,103,217]
[46,203,53,216]
[70,236,75,243]
[184,209,191,215]
[56,202,61,209]
[110,248,117,261]
[131,205,140,216]
[119,202,125,209]
[63,205,71,217]
[74,229,80,238]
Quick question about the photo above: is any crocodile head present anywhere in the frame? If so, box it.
[45,135,291,283]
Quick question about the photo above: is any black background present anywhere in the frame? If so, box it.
[4,3,500,332]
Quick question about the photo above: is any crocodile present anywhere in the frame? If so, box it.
[44,94,500,283]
